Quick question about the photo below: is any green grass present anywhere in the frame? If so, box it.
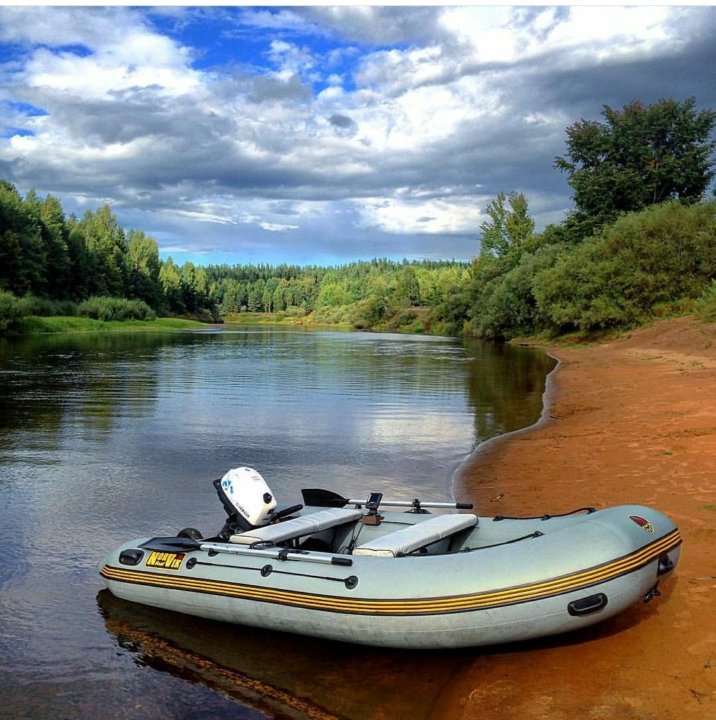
[694,281,716,323]
[12,315,208,335]
[223,311,352,329]
[223,312,290,324]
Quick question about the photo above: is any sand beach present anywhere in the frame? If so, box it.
[440,317,716,720]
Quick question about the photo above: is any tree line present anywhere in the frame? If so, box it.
[0,181,468,332]
[1,97,715,336]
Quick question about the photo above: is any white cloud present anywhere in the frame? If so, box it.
[440,5,675,68]
[259,221,299,232]
[0,6,133,47]
[357,193,478,236]
[0,5,713,264]
[23,38,199,101]
[266,39,316,81]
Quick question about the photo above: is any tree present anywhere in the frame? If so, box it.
[66,215,91,300]
[479,192,534,258]
[38,194,72,299]
[0,182,46,296]
[126,230,162,309]
[77,205,128,296]
[555,97,716,230]
[159,257,184,313]
[393,266,421,306]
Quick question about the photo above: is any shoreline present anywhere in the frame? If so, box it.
[451,347,561,503]
[439,316,715,720]
[4,315,208,336]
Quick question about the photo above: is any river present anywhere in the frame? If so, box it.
[0,326,554,719]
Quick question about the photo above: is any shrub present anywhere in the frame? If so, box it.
[14,294,79,317]
[350,296,390,329]
[469,246,560,339]
[78,296,156,321]
[0,290,20,331]
[694,281,716,323]
[533,201,716,333]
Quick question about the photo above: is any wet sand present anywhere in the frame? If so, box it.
[439,317,716,720]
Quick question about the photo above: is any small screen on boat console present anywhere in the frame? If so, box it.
[366,492,383,511]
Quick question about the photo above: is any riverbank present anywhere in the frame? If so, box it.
[7,315,207,335]
[442,316,715,720]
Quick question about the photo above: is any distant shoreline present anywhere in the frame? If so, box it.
[5,316,207,336]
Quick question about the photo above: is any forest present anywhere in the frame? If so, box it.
[1,97,715,338]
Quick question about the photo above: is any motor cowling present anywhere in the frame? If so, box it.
[218,467,277,529]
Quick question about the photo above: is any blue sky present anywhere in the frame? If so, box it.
[1,5,714,267]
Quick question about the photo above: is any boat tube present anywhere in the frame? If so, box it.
[99,467,681,649]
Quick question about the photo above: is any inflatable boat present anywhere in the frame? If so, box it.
[99,467,681,649]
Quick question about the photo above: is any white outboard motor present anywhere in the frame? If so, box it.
[217,467,277,530]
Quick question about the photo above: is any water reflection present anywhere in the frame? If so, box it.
[0,326,554,719]
[98,590,471,720]
[0,332,167,446]
[464,339,556,442]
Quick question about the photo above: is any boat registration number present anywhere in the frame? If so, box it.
[146,551,185,570]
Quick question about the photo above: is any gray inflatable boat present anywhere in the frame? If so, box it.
[99,467,681,649]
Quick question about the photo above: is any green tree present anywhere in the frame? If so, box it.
[77,204,128,297]
[126,230,162,308]
[555,97,716,231]
[393,266,421,306]
[0,182,46,296]
[262,277,279,313]
[38,194,72,299]
[159,257,184,313]
[66,215,91,300]
[247,279,264,312]
[220,278,247,313]
[177,262,211,314]
[479,192,534,257]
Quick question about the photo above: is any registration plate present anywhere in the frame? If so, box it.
[146,551,185,570]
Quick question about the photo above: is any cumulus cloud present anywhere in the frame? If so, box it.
[0,5,714,264]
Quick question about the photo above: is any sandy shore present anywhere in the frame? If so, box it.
[437,316,716,720]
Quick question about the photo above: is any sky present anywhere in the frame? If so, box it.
[0,4,714,267]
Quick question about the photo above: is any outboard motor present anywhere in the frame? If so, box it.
[214,467,277,538]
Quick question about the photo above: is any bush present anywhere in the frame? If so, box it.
[533,201,716,333]
[78,296,156,321]
[470,247,559,339]
[694,281,716,323]
[14,294,78,317]
[0,290,20,331]
[350,296,390,329]
[311,304,353,325]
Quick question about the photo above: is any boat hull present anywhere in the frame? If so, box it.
[99,504,681,649]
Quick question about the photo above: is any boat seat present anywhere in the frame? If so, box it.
[353,514,478,558]
[229,507,363,546]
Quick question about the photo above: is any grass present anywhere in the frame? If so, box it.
[223,311,352,330]
[12,315,208,335]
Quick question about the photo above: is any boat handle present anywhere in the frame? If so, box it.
[567,593,608,616]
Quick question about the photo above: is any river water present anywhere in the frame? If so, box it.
[0,326,554,719]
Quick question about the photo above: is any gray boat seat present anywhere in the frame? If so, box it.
[229,507,363,546]
[353,514,478,558]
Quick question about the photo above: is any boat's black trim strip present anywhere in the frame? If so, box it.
[101,529,681,617]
